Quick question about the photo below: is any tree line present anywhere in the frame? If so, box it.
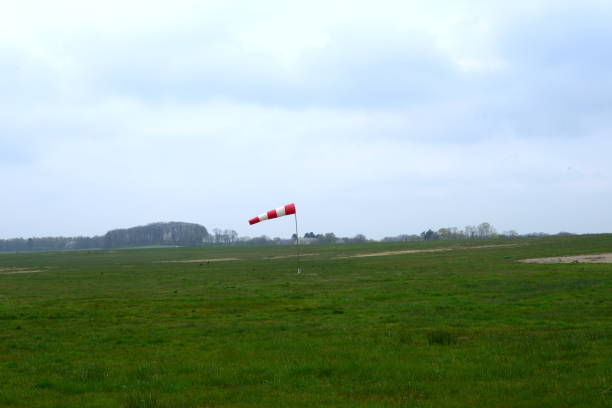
[0,222,208,252]
[0,221,573,252]
[381,223,572,242]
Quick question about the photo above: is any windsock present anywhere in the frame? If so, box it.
[249,203,296,225]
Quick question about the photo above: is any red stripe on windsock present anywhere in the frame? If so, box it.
[249,217,260,225]
[285,203,296,215]
[267,209,278,219]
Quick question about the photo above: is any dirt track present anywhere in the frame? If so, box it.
[337,248,450,259]
[265,253,318,260]
[0,268,44,275]
[519,253,612,264]
[337,244,521,259]
[159,258,239,263]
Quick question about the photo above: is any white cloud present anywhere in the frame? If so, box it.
[1,0,611,239]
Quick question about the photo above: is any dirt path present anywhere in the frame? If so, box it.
[519,253,612,264]
[0,267,45,275]
[337,244,521,259]
[463,244,521,250]
[158,258,239,263]
[158,254,321,263]
[265,253,319,260]
[337,248,450,259]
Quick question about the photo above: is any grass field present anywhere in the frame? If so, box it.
[1,235,611,407]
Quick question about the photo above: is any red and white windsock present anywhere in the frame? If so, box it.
[249,203,296,225]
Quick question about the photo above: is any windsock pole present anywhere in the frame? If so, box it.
[294,212,301,274]
[248,203,300,273]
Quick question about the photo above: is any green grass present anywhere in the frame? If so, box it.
[0,234,611,407]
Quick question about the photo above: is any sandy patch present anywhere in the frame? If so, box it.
[158,258,239,263]
[0,267,45,275]
[518,253,612,264]
[337,244,522,259]
[337,248,451,259]
[265,253,319,260]
[462,244,522,250]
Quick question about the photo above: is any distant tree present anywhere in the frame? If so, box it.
[421,229,439,241]
[213,228,222,245]
[318,233,337,244]
[477,222,495,238]
[221,229,238,245]
[352,234,367,243]
[343,234,367,243]
[249,235,272,245]
[525,232,549,237]
[464,225,477,239]
[437,228,451,240]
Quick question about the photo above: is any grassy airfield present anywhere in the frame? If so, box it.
[0,235,610,407]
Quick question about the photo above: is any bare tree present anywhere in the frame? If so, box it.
[477,222,495,238]
[213,228,222,245]
[464,225,477,239]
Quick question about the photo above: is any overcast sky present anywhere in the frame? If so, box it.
[1,0,611,240]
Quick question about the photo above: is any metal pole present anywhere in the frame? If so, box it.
[294,213,301,274]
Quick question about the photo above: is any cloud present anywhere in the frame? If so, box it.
[1,0,611,239]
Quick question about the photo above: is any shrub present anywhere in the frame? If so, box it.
[427,330,457,345]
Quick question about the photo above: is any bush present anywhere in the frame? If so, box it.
[427,330,457,345]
